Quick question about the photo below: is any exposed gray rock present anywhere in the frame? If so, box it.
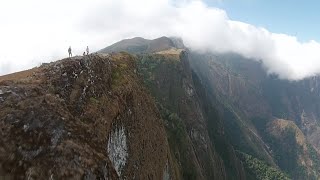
[107,126,128,177]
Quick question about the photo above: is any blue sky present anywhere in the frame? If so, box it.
[206,0,319,42]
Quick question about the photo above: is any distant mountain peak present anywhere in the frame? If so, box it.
[99,36,185,54]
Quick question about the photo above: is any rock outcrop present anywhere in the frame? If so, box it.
[0,53,169,179]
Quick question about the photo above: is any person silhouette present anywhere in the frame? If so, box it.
[86,46,89,55]
[68,46,72,57]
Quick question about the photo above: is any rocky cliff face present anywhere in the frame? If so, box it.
[0,50,246,180]
[0,54,169,179]
[136,51,246,180]
[263,76,320,153]
[189,51,320,179]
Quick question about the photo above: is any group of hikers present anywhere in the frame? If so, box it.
[68,46,89,57]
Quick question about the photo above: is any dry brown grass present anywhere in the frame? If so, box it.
[269,119,306,146]
[0,68,39,83]
[154,48,183,59]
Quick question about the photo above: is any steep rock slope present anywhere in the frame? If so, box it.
[0,53,170,179]
[189,52,320,179]
[263,76,320,153]
[136,51,247,179]
[101,37,249,179]
[190,53,275,162]
[99,36,308,179]
[99,36,320,179]
[266,118,318,178]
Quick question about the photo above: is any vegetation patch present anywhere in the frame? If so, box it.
[89,97,99,104]
[252,118,317,179]
[237,151,290,180]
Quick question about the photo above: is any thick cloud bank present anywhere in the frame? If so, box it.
[0,0,319,80]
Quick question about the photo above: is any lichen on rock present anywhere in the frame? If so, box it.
[107,125,128,177]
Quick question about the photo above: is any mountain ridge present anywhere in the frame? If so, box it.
[102,36,320,179]
[99,36,184,54]
[1,36,320,179]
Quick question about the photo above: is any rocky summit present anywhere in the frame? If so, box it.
[1,37,320,180]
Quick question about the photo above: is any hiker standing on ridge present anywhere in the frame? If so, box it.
[86,46,89,55]
[68,46,72,57]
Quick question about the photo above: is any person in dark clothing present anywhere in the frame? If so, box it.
[68,46,72,57]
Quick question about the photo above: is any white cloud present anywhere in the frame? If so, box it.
[0,0,319,80]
